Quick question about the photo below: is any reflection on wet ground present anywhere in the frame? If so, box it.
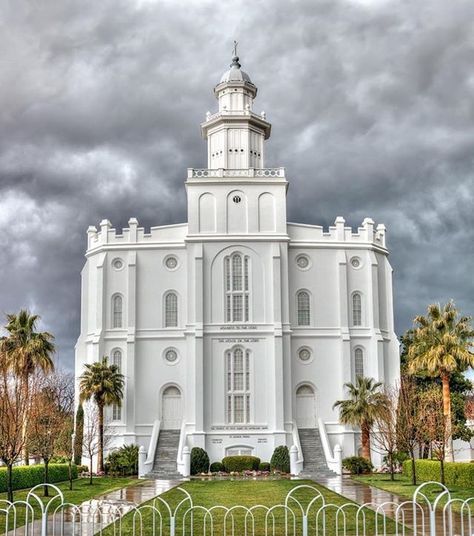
[316,474,470,535]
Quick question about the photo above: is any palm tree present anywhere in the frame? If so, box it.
[79,356,124,473]
[0,310,55,463]
[407,301,474,461]
[333,376,387,461]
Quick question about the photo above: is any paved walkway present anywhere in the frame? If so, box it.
[315,474,465,535]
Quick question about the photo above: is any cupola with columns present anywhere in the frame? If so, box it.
[201,44,271,170]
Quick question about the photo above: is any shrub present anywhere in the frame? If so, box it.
[259,462,271,472]
[270,446,290,473]
[222,456,260,472]
[191,447,210,475]
[105,445,139,476]
[210,462,225,473]
[0,464,78,493]
[342,456,374,474]
[402,459,474,487]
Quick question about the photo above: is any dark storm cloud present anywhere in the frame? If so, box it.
[1,0,473,370]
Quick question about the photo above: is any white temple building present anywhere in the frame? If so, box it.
[75,52,400,476]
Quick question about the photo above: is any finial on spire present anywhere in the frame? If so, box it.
[231,40,241,68]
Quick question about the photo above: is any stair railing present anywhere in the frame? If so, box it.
[144,419,161,472]
[176,421,188,476]
[317,418,343,475]
[291,421,304,474]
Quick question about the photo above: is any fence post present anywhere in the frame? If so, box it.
[170,515,176,536]
[290,445,298,475]
[41,510,47,536]
[182,446,191,477]
[302,514,308,536]
[138,445,147,478]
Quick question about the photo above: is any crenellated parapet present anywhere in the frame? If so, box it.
[86,218,188,252]
[288,216,387,249]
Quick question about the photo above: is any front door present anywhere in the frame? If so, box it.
[162,386,182,429]
[296,384,316,428]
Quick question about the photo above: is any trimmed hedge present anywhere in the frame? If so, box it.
[222,455,260,472]
[259,462,271,472]
[342,456,373,474]
[402,459,474,487]
[270,446,290,473]
[190,447,210,475]
[210,462,224,473]
[0,464,78,493]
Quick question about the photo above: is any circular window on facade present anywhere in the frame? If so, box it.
[164,255,179,270]
[350,256,362,269]
[298,347,312,363]
[112,258,124,271]
[233,195,242,204]
[164,348,178,364]
[296,254,310,270]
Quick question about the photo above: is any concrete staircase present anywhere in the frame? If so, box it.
[298,428,336,477]
[147,429,182,479]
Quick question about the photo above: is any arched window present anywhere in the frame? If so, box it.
[352,292,362,326]
[226,347,251,424]
[224,253,250,322]
[297,290,310,326]
[355,348,364,378]
[111,350,122,421]
[112,295,123,328]
[165,292,178,327]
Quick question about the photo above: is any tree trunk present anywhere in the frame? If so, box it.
[7,463,13,502]
[68,459,73,491]
[389,455,395,481]
[98,403,104,473]
[361,421,371,461]
[441,372,453,462]
[410,452,417,485]
[89,458,93,485]
[440,459,445,485]
[44,460,49,497]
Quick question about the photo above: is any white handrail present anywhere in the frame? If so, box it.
[176,421,187,475]
[291,421,304,474]
[145,419,161,466]
[318,418,342,475]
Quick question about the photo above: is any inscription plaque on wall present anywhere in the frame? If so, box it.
[217,338,260,343]
[220,325,257,330]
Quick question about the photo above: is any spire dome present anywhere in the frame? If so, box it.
[219,42,254,84]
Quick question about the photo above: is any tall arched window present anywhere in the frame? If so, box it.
[165,292,178,327]
[355,348,364,378]
[226,347,251,424]
[112,295,123,328]
[111,349,122,421]
[224,253,250,322]
[352,292,362,326]
[297,290,310,326]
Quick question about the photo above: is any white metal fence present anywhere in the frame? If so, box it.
[0,481,472,536]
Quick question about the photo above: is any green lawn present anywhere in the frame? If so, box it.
[352,473,474,510]
[0,476,140,533]
[103,479,399,536]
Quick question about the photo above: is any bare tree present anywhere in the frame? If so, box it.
[372,385,398,480]
[82,403,113,484]
[397,377,423,485]
[0,352,33,501]
[419,387,447,484]
[29,371,75,494]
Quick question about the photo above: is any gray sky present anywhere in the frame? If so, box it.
[1,0,473,371]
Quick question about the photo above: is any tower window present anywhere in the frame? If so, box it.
[296,290,311,326]
[111,349,122,420]
[352,293,362,326]
[164,292,178,327]
[226,348,251,424]
[233,196,241,204]
[355,348,364,378]
[112,295,123,328]
[224,253,250,322]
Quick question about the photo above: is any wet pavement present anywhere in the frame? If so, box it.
[315,474,470,535]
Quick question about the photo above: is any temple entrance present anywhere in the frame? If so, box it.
[296,384,316,428]
[161,385,182,429]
